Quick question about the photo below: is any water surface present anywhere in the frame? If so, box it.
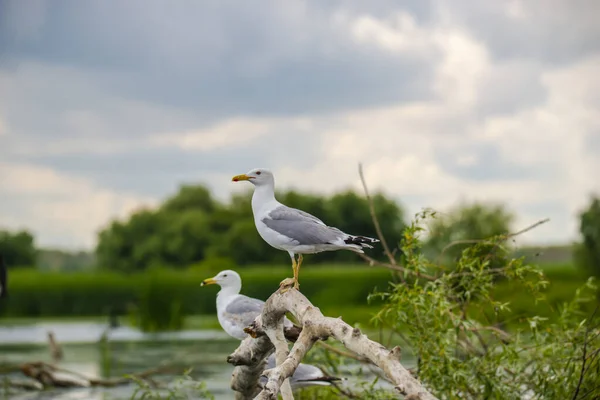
[1,320,244,399]
[1,320,404,399]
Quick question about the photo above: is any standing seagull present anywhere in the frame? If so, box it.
[201,270,341,389]
[232,168,379,289]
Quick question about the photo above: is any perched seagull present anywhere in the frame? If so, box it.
[232,168,380,289]
[201,270,341,389]
[0,254,7,299]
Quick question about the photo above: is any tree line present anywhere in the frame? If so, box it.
[95,185,407,272]
[2,184,600,277]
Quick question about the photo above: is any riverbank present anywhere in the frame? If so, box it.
[1,262,595,330]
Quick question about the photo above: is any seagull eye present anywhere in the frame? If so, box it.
[223,274,228,277]
[256,171,261,175]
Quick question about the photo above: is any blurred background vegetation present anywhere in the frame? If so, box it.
[1,183,599,332]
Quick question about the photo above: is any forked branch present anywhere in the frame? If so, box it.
[227,287,438,400]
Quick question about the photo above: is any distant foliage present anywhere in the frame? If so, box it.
[424,202,514,270]
[128,267,185,332]
[96,184,406,271]
[575,196,600,280]
[37,249,95,271]
[0,229,36,267]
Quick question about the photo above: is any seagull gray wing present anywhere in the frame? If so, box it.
[264,355,339,388]
[262,205,346,246]
[224,294,294,329]
[268,205,327,226]
[223,295,265,328]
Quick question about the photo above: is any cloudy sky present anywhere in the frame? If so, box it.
[0,0,599,250]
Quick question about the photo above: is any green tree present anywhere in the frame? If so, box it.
[96,209,163,272]
[425,202,514,268]
[161,210,213,267]
[0,229,36,267]
[96,184,406,270]
[575,196,600,278]
[161,184,215,214]
[321,190,405,262]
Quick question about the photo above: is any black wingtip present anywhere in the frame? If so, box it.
[344,235,380,247]
[297,375,343,385]
[0,254,7,299]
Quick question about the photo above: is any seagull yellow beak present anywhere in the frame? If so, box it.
[201,277,217,286]
[232,174,251,182]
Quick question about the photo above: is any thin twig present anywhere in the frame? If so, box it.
[358,253,436,281]
[470,328,489,354]
[438,218,551,265]
[358,163,398,267]
[572,306,599,400]
[467,326,512,343]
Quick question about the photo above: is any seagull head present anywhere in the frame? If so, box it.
[232,168,274,187]
[201,269,242,291]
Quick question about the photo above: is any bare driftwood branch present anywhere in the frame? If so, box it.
[0,362,180,392]
[228,335,275,399]
[228,288,438,400]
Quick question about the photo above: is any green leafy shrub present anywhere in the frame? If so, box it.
[575,196,600,283]
[366,211,600,399]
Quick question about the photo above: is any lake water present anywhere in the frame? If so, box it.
[0,320,239,399]
[0,320,403,399]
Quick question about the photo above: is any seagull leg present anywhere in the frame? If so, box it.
[279,255,297,292]
[294,254,303,290]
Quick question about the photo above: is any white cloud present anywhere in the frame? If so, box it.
[0,115,6,136]
[189,34,599,246]
[151,116,314,152]
[1,1,598,250]
[505,0,527,20]
[349,12,437,57]
[433,29,490,107]
[0,162,157,249]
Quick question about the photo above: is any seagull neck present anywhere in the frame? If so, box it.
[216,284,241,309]
[252,184,277,214]
[217,283,241,298]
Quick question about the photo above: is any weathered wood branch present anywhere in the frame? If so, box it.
[0,361,180,392]
[228,287,439,400]
[228,335,275,399]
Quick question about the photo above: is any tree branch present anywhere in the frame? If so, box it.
[10,362,178,390]
[358,163,398,267]
[228,335,275,400]
[228,288,439,400]
[358,253,436,281]
[572,306,599,400]
[261,308,295,400]
[438,218,551,264]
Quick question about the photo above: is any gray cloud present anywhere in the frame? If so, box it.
[473,62,547,118]
[0,0,434,117]
[7,128,323,198]
[433,144,540,182]
[0,0,599,248]
[445,0,600,64]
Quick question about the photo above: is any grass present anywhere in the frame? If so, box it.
[0,262,596,333]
